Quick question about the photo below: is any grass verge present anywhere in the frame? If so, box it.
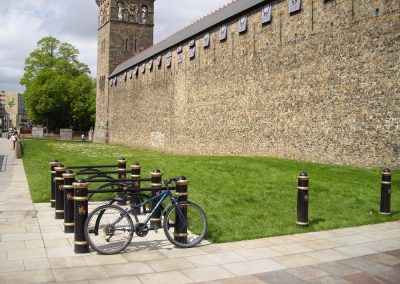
[22,139,399,243]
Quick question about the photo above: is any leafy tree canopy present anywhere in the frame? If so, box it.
[20,36,95,131]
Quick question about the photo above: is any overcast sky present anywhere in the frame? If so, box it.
[0,0,230,93]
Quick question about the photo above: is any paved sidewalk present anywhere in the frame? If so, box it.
[0,137,399,283]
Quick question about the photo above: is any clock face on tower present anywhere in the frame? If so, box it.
[98,1,152,27]
[116,1,149,24]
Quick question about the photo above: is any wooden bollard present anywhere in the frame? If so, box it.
[117,157,127,205]
[131,163,142,214]
[175,176,189,244]
[296,172,309,227]
[380,169,392,215]
[54,165,66,219]
[63,170,76,233]
[150,169,163,228]
[50,160,60,208]
[73,180,89,253]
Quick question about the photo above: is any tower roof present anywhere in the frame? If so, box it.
[109,0,267,78]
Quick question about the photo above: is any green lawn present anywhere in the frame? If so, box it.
[22,139,399,243]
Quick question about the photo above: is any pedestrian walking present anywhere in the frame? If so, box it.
[11,133,17,150]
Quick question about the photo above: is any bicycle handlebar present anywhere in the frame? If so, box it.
[163,177,178,186]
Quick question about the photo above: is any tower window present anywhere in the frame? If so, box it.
[125,37,129,52]
[101,39,106,54]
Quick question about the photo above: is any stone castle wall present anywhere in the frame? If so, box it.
[104,0,399,168]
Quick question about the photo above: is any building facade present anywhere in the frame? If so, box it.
[94,0,400,168]
[0,91,28,131]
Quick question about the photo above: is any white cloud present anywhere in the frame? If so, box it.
[0,0,230,92]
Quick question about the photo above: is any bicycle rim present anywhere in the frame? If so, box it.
[163,201,208,248]
[84,205,133,254]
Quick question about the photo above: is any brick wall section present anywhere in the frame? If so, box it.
[102,0,399,168]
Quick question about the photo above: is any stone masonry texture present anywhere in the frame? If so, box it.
[96,0,400,168]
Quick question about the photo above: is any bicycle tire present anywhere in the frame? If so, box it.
[163,201,208,248]
[84,204,134,255]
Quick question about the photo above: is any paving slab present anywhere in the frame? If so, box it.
[222,258,285,276]
[183,266,235,282]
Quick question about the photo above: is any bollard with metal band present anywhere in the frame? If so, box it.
[380,169,392,215]
[63,170,76,233]
[131,163,142,214]
[73,179,89,253]
[50,160,60,208]
[150,169,163,228]
[54,165,66,219]
[117,157,128,205]
[174,176,189,244]
[296,172,309,227]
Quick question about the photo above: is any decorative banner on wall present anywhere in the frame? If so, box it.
[133,66,138,75]
[189,47,196,59]
[177,46,183,64]
[114,77,117,86]
[261,4,272,24]
[238,16,248,33]
[189,39,196,59]
[110,79,113,86]
[289,0,301,14]
[124,72,127,81]
[155,55,162,67]
[140,63,146,73]
[147,59,153,70]
[129,69,133,79]
[166,51,172,68]
[219,25,227,41]
[204,33,210,48]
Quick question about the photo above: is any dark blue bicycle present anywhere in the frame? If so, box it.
[84,178,208,254]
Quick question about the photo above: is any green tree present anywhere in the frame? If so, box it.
[20,36,95,131]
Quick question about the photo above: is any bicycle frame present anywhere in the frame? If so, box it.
[109,187,187,231]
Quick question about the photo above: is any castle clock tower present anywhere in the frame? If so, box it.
[94,0,154,143]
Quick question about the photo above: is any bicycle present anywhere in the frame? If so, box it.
[84,178,208,254]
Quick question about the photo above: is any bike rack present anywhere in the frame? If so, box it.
[49,158,187,254]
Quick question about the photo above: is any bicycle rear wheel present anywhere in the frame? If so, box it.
[84,204,134,255]
[163,201,208,248]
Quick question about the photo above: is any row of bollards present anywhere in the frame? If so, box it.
[49,158,189,254]
[296,169,393,227]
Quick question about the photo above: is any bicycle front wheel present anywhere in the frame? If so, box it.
[163,201,208,248]
[84,204,134,255]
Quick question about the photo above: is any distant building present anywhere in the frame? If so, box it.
[0,91,28,131]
